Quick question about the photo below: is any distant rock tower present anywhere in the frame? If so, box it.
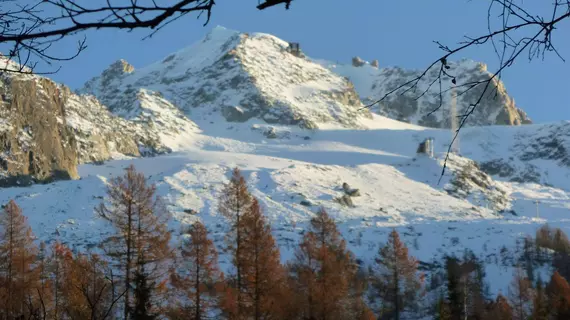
[287,42,302,57]
[417,137,435,158]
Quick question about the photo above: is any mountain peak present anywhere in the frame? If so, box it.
[108,59,135,74]
[80,27,371,129]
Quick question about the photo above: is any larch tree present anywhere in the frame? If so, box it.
[531,277,550,320]
[96,164,172,320]
[546,271,570,319]
[169,221,222,320]
[63,250,123,320]
[0,200,40,319]
[487,294,513,320]
[36,241,53,320]
[239,198,289,320]
[218,167,253,318]
[508,267,533,320]
[289,207,358,320]
[372,229,424,320]
[49,241,74,320]
[347,270,376,320]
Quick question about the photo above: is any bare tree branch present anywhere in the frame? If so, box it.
[361,0,569,182]
[0,0,290,74]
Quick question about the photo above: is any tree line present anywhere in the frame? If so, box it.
[0,165,569,319]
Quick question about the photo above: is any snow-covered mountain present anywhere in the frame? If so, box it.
[79,26,371,130]
[323,58,532,128]
[0,26,569,302]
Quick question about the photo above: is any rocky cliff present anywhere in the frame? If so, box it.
[0,72,78,186]
[324,59,532,128]
[0,57,198,186]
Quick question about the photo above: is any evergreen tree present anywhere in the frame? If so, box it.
[131,262,157,320]
[434,294,451,320]
[372,229,423,320]
[444,252,488,320]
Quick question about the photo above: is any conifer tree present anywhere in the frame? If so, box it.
[347,270,375,320]
[508,267,533,320]
[67,251,122,320]
[546,271,570,319]
[434,294,451,320]
[444,252,488,320]
[131,262,157,320]
[289,207,358,320]
[169,222,222,320]
[0,200,40,319]
[487,293,513,320]
[532,277,549,320]
[36,241,52,320]
[240,199,288,320]
[50,241,74,319]
[218,167,253,317]
[372,229,423,320]
[96,164,172,319]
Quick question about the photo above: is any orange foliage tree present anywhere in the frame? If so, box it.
[96,164,172,319]
[289,208,361,320]
[372,229,424,320]
[546,271,570,319]
[239,199,290,320]
[0,200,40,319]
[218,167,253,318]
[169,221,222,320]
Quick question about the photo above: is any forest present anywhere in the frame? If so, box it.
[0,165,569,320]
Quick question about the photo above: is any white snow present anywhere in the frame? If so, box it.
[0,26,567,301]
[3,116,570,297]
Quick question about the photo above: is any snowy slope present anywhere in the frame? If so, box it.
[80,26,371,130]
[3,115,570,298]
[1,26,569,303]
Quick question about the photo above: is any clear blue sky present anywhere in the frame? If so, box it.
[45,0,569,123]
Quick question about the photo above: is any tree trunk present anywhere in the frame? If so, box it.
[124,202,133,320]
[195,245,201,320]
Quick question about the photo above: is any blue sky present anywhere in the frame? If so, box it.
[44,0,569,123]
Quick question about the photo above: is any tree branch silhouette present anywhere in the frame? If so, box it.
[0,0,290,74]
[361,0,569,181]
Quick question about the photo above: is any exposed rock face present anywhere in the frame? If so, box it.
[0,73,79,186]
[327,59,532,128]
[79,26,372,130]
[443,155,511,212]
[0,54,198,186]
[352,56,365,67]
[479,159,541,184]
[370,60,379,68]
[514,122,570,166]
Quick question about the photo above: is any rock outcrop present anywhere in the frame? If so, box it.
[327,59,532,128]
[0,55,198,186]
[0,73,78,186]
